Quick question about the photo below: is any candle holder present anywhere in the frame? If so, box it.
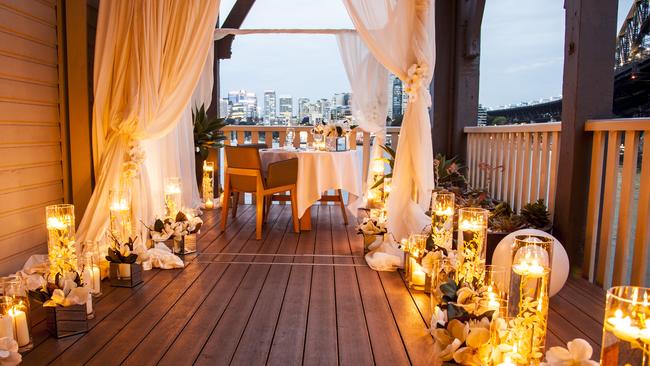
[430,191,454,252]
[480,265,508,318]
[202,161,215,209]
[164,177,182,217]
[457,207,488,286]
[45,204,77,281]
[80,241,102,297]
[490,316,529,365]
[382,177,392,202]
[506,234,553,365]
[406,234,428,291]
[1,278,32,351]
[109,189,132,244]
[430,258,457,311]
[601,286,650,366]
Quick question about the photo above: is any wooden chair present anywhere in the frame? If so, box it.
[221,145,299,240]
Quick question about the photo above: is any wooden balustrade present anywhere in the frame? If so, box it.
[464,123,562,215]
[583,118,650,287]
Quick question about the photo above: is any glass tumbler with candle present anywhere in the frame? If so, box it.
[45,204,77,280]
[202,161,215,209]
[2,277,32,350]
[601,286,650,366]
[430,258,457,310]
[507,234,553,364]
[164,177,182,217]
[285,127,295,148]
[109,189,132,243]
[479,265,508,317]
[430,191,455,252]
[407,234,428,291]
[457,207,488,285]
[81,241,102,296]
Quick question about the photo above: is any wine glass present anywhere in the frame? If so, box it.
[285,127,295,149]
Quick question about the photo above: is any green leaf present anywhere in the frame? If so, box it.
[154,219,164,232]
[175,211,188,222]
[440,280,457,299]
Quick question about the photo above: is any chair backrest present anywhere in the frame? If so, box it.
[267,158,298,188]
[224,146,262,192]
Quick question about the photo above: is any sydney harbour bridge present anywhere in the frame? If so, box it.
[487,0,650,124]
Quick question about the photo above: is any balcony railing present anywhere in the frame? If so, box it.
[464,122,562,215]
[584,118,650,287]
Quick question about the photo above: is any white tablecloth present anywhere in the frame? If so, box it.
[259,148,362,218]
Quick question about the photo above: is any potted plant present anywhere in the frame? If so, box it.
[105,236,142,288]
[193,103,226,186]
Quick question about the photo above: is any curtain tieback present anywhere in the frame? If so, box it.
[404,62,430,104]
[122,137,146,182]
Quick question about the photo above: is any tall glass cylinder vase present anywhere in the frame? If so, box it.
[457,207,488,286]
[507,234,553,364]
[109,189,132,243]
[2,277,32,351]
[601,286,650,366]
[202,161,215,209]
[45,204,77,281]
[81,240,102,296]
[164,177,182,217]
[430,191,454,252]
[480,265,508,317]
[430,258,457,310]
[407,234,428,291]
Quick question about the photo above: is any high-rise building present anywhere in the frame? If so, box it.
[478,104,487,126]
[226,90,258,122]
[263,90,277,122]
[278,95,293,123]
[219,98,229,118]
[392,77,403,119]
[245,92,257,119]
[317,98,330,120]
[298,98,310,122]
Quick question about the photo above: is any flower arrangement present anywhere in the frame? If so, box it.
[541,338,599,366]
[149,211,203,242]
[430,279,496,365]
[320,119,358,138]
[105,235,138,264]
[356,217,387,236]
[28,271,89,307]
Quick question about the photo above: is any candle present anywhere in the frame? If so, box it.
[46,217,67,230]
[410,258,426,287]
[118,263,131,279]
[640,319,650,343]
[497,355,515,366]
[372,159,384,175]
[0,314,13,341]
[512,259,546,278]
[8,308,29,346]
[86,293,93,317]
[83,265,101,293]
[487,286,501,311]
[205,200,214,209]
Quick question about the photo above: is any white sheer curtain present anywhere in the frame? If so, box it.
[78,0,220,249]
[335,33,389,195]
[343,0,436,240]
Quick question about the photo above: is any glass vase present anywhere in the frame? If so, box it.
[430,258,457,310]
[507,234,553,364]
[45,204,77,281]
[202,161,215,209]
[164,177,182,217]
[406,234,428,291]
[601,286,650,366]
[430,191,454,252]
[80,240,102,296]
[109,189,132,243]
[1,278,32,351]
[457,207,488,286]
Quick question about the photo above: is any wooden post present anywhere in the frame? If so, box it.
[554,0,617,269]
[64,0,96,223]
[432,0,485,162]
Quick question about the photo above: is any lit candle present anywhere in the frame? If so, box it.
[606,309,641,343]
[205,200,214,209]
[435,208,453,217]
[46,217,67,230]
[640,319,650,343]
[83,265,101,293]
[487,286,500,311]
[372,159,384,175]
[86,293,93,317]
[512,259,546,278]
[497,355,516,366]
[459,219,482,231]
[8,307,29,346]
[410,258,426,286]
[118,263,131,279]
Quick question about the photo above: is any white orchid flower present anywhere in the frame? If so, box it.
[543,338,599,366]
[430,306,447,328]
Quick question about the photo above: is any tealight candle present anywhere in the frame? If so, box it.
[410,258,426,287]
[109,189,132,243]
[45,204,77,279]
[601,286,650,365]
[497,355,515,366]
[164,177,182,216]
[457,208,488,284]
[430,191,455,251]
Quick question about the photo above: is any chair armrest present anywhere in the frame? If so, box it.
[266,158,298,189]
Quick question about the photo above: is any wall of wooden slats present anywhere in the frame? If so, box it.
[0,0,65,273]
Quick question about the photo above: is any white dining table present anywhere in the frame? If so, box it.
[259,148,361,229]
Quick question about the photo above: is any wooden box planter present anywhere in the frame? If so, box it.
[45,304,88,338]
[173,233,197,255]
[109,262,143,288]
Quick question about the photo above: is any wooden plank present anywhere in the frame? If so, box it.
[547,307,600,355]
[303,205,338,365]
[539,132,550,203]
[0,7,57,46]
[378,272,435,366]
[501,132,512,202]
[612,130,639,285]
[547,131,560,216]
[266,206,318,366]
[193,209,294,365]
[583,131,606,281]
[631,131,650,285]
[530,132,541,202]
[490,133,498,196]
[155,207,285,366]
[521,132,532,207]
[596,131,620,286]
[496,132,505,200]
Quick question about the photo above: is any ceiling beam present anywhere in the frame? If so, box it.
[216,0,256,59]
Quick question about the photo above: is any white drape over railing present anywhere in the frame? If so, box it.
[336,33,389,195]
[78,0,220,249]
[343,0,436,240]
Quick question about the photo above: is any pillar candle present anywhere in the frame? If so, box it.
[0,314,13,341]
[8,308,29,346]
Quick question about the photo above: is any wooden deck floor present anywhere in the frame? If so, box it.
[23,204,606,365]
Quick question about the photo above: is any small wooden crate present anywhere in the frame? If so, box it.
[109,262,143,288]
[45,304,88,338]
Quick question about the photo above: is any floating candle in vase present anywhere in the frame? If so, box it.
[202,162,215,209]
[109,189,132,243]
[164,177,182,217]
[457,208,488,285]
[601,286,650,365]
[430,191,454,251]
[45,204,77,280]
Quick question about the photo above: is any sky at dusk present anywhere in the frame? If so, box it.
[219,0,635,109]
